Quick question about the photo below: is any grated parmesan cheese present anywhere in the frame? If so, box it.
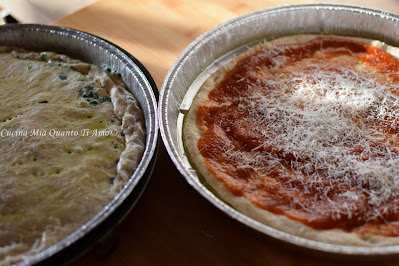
[196,37,399,231]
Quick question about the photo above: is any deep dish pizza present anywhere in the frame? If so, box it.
[0,47,145,265]
[183,35,399,246]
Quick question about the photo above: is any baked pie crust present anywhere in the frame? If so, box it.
[0,47,145,264]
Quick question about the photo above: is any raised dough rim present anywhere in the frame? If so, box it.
[159,3,399,257]
[0,24,159,265]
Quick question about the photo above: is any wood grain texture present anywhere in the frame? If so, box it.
[55,0,312,89]
[54,0,399,265]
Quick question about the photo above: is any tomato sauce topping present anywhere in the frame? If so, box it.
[196,37,399,236]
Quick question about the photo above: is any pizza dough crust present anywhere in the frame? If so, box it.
[183,34,399,246]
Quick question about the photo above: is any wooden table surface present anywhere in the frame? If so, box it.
[54,0,399,265]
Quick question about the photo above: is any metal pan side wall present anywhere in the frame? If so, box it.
[0,23,159,265]
[159,4,399,257]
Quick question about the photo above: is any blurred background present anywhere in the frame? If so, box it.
[0,0,97,24]
[1,0,399,24]
[3,1,399,266]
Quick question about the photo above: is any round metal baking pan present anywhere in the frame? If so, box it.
[0,24,158,265]
[159,4,399,258]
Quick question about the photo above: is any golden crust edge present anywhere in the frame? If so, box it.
[64,54,146,192]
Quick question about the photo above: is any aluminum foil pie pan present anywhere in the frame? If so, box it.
[159,4,399,258]
[0,23,159,265]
